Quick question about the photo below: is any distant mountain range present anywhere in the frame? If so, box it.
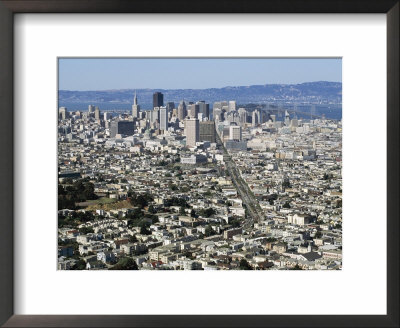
[59,81,342,109]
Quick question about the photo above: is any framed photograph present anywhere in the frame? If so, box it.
[0,1,398,327]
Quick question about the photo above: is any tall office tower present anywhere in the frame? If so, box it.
[285,110,290,126]
[95,106,101,121]
[213,108,223,122]
[258,110,263,124]
[290,118,299,127]
[132,91,141,118]
[270,114,276,122]
[226,112,240,125]
[252,111,258,126]
[238,108,247,125]
[88,105,95,113]
[188,104,199,118]
[197,101,210,119]
[166,102,175,112]
[177,100,187,120]
[152,107,160,124]
[58,107,67,121]
[153,92,164,108]
[228,100,237,112]
[159,106,168,131]
[110,121,134,138]
[213,101,222,110]
[104,112,112,121]
[229,125,242,141]
[185,118,199,147]
[199,121,216,143]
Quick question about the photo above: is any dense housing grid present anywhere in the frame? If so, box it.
[58,90,342,270]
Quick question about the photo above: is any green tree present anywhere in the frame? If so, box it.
[291,264,302,270]
[179,206,186,215]
[71,259,86,270]
[128,235,138,243]
[282,178,291,188]
[109,257,138,270]
[239,259,252,270]
[79,226,94,234]
[148,205,157,214]
[315,231,322,239]
[140,226,151,235]
[204,225,214,237]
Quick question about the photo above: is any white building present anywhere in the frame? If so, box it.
[229,125,242,141]
[185,118,199,147]
[159,106,168,131]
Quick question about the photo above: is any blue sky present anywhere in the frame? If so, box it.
[58,58,341,91]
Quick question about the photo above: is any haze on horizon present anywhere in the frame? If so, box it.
[59,58,342,91]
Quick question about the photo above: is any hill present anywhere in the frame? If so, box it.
[58,81,342,109]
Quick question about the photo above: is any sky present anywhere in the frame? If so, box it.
[58,58,341,91]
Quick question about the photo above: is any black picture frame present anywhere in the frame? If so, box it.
[0,1,398,327]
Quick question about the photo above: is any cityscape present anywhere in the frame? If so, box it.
[58,59,342,270]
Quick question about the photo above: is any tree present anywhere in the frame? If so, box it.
[314,231,322,239]
[190,209,197,218]
[230,218,241,228]
[283,201,291,209]
[205,225,214,237]
[282,178,291,188]
[71,259,86,270]
[334,223,342,229]
[239,259,252,270]
[179,206,186,215]
[109,257,138,270]
[291,264,302,270]
[148,205,157,214]
[128,235,138,243]
[199,208,216,218]
[140,226,151,235]
[79,226,94,234]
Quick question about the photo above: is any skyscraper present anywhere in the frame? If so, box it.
[229,125,242,141]
[153,92,164,108]
[285,110,290,126]
[238,108,247,125]
[104,112,112,121]
[197,101,210,119]
[228,100,237,112]
[159,106,168,131]
[132,91,141,118]
[199,121,216,143]
[213,108,223,122]
[185,118,199,147]
[177,100,187,121]
[59,107,67,121]
[88,105,95,113]
[188,104,199,119]
[252,111,258,126]
[110,121,134,138]
[166,102,175,112]
[95,106,101,121]
[257,109,262,125]
[152,107,160,124]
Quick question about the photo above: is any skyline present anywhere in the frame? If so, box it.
[59,58,342,91]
